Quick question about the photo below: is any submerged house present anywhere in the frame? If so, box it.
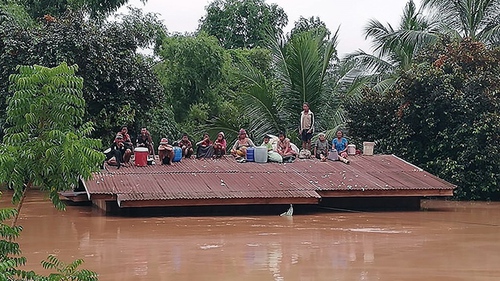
[63,154,455,214]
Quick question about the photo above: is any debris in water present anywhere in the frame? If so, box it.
[280,204,293,216]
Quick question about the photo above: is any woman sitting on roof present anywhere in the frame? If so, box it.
[195,132,214,159]
[277,132,297,162]
[332,130,348,158]
[231,129,255,158]
[213,132,227,158]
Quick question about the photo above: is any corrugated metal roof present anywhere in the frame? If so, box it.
[85,155,455,207]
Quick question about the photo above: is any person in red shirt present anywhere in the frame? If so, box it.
[178,133,194,158]
[213,132,227,158]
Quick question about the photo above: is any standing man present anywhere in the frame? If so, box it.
[299,102,314,151]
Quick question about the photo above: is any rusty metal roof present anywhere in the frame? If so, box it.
[83,155,455,207]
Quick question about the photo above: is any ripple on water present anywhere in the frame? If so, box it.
[199,244,223,250]
[348,227,411,234]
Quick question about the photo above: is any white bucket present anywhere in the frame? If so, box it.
[328,149,338,161]
[254,146,268,163]
[363,142,375,156]
[347,144,356,155]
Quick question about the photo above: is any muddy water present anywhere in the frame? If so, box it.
[1,190,500,281]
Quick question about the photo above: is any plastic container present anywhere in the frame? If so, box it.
[246,147,255,162]
[363,142,375,156]
[172,146,182,162]
[328,149,338,161]
[134,147,149,166]
[254,146,268,163]
[347,144,356,155]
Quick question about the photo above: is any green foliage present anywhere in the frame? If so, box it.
[349,39,500,200]
[289,16,331,40]
[19,0,129,19]
[141,102,179,144]
[115,6,168,50]
[155,33,229,124]
[230,29,351,142]
[0,10,165,140]
[272,29,342,131]
[227,47,273,78]
[0,207,26,280]
[199,0,288,49]
[0,1,37,28]
[41,255,98,281]
[0,202,97,280]
[1,63,104,208]
[343,0,440,94]
[345,87,400,152]
[422,0,500,46]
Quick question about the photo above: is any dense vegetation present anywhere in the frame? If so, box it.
[0,0,499,278]
[0,0,498,197]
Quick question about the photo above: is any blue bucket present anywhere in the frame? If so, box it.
[246,147,255,162]
[172,146,182,162]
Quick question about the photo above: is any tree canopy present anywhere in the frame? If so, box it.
[0,9,165,141]
[0,63,104,208]
[198,0,288,49]
[17,0,129,19]
[347,39,500,200]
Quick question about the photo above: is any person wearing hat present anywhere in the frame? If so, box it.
[230,128,255,158]
[213,132,227,158]
[158,137,174,165]
[314,132,329,161]
[178,133,194,158]
[105,133,131,168]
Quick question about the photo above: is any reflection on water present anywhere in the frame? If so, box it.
[2,190,500,280]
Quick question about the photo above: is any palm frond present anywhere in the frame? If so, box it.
[344,50,396,76]
[372,77,398,94]
[237,62,282,138]
[422,0,500,41]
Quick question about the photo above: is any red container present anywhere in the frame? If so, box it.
[134,147,149,167]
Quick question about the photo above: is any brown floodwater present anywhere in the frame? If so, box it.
[1,190,500,281]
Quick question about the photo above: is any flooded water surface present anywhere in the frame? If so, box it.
[2,190,500,281]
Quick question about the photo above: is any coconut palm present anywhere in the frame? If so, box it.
[234,28,349,141]
[422,0,500,46]
[344,0,440,93]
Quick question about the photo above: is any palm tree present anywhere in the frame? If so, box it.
[235,28,347,141]
[422,0,500,46]
[344,0,440,93]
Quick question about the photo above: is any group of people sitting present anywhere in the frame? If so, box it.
[104,126,153,168]
[104,125,351,168]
